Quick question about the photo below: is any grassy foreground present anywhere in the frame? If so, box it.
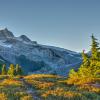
[0,74,99,100]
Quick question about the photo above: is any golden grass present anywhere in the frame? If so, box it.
[20,95,33,100]
[67,77,100,85]
[78,85,100,93]
[0,79,23,86]
[26,79,54,89]
[42,87,81,98]
[0,93,7,100]
[24,74,60,79]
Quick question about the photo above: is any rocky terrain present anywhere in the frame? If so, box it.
[0,28,81,76]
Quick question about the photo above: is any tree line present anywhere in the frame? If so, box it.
[0,64,23,76]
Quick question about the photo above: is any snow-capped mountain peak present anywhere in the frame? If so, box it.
[19,35,31,42]
[0,28,14,39]
[0,28,81,76]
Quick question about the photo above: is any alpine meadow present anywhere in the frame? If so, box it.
[0,31,99,100]
[0,0,100,100]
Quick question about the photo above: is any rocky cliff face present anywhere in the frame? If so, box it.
[0,28,14,39]
[0,28,82,76]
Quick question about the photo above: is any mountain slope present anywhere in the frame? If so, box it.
[0,28,82,75]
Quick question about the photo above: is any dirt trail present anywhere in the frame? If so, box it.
[21,78,43,100]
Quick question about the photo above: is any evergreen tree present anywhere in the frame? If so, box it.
[91,34,100,60]
[67,35,100,85]
[0,63,2,74]
[1,64,7,75]
[79,35,100,78]
[15,64,23,75]
[7,64,15,76]
[78,50,91,77]
[90,35,100,77]
[81,50,90,67]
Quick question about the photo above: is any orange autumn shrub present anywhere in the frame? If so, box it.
[24,74,60,79]
[78,85,100,93]
[42,87,81,98]
[0,93,7,100]
[0,79,23,86]
[20,95,33,100]
[26,79,54,89]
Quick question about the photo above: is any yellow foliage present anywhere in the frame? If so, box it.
[0,79,23,86]
[0,93,7,100]
[24,74,60,79]
[26,79,54,89]
[42,87,81,98]
[78,85,100,93]
[41,87,64,98]
[15,92,27,97]
[20,95,33,100]
[63,91,81,98]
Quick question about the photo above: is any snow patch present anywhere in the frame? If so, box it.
[0,41,12,48]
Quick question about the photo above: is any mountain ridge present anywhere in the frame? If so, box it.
[0,28,82,76]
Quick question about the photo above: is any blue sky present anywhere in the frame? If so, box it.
[0,0,100,52]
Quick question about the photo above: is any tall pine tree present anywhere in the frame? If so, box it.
[15,64,23,76]
[78,50,91,78]
[90,35,100,77]
[67,35,100,85]
[1,64,7,75]
[81,50,90,67]
[7,64,16,76]
[91,34,100,60]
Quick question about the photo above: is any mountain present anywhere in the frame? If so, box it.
[0,28,14,39]
[0,28,82,76]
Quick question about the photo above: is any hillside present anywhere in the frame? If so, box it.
[0,33,100,100]
[0,74,99,100]
[0,28,81,76]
